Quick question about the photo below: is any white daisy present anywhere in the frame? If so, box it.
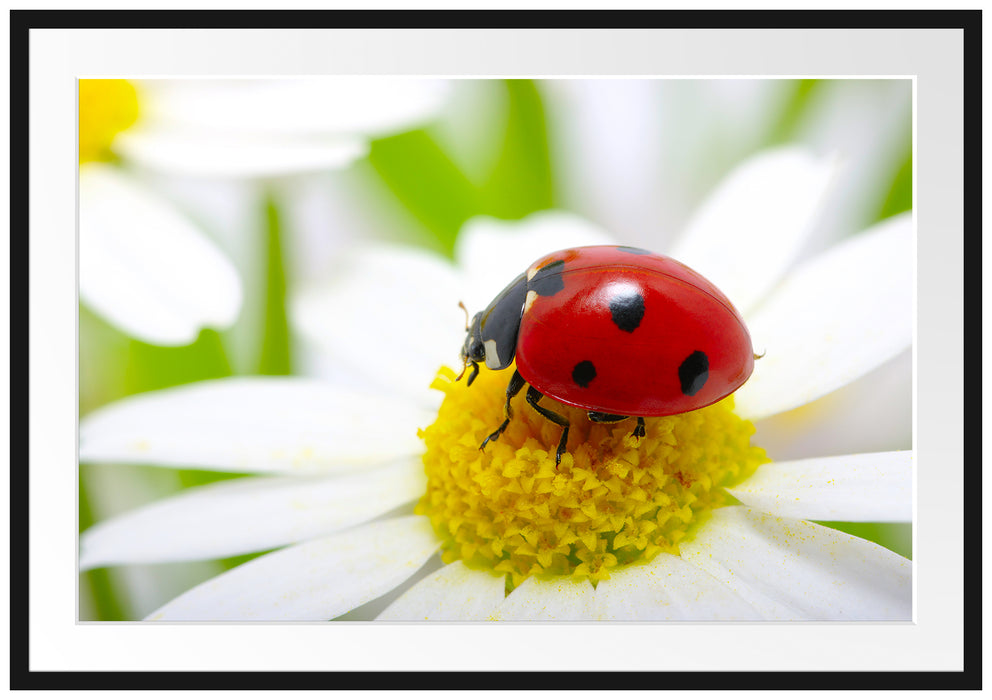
[78,147,913,621]
[79,77,449,345]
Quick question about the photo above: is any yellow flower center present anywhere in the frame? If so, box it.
[417,365,769,591]
[79,79,140,164]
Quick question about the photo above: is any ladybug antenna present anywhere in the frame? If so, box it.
[456,301,470,381]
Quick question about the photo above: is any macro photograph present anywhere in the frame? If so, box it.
[76,75,914,623]
[10,11,979,688]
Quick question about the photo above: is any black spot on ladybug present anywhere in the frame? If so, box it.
[572,360,597,388]
[530,259,565,297]
[616,246,652,255]
[678,350,709,396]
[609,288,645,333]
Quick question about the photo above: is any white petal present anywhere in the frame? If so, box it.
[680,507,911,620]
[140,78,450,138]
[116,128,368,178]
[291,244,464,402]
[80,460,426,569]
[145,516,439,621]
[492,576,597,621]
[454,211,616,313]
[670,147,840,316]
[376,560,505,621]
[728,451,912,523]
[79,377,431,473]
[594,552,765,620]
[793,81,912,255]
[79,164,242,345]
[734,213,913,421]
[753,348,912,461]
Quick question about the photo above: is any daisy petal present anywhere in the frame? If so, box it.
[291,244,464,402]
[116,129,368,178]
[454,211,616,313]
[79,164,242,345]
[594,553,764,620]
[145,516,439,621]
[80,460,425,569]
[376,561,505,621]
[752,348,912,461]
[670,147,839,315]
[79,377,432,473]
[141,78,450,138]
[734,213,913,421]
[493,576,597,621]
[680,507,911,620]
[727,451,911,522]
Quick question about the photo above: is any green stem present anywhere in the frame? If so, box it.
[258,192,292,375]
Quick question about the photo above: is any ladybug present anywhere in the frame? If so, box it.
[459,245,755,465]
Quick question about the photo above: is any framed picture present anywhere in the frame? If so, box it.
[11,8,978,689]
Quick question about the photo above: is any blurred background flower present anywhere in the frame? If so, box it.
[79,77,912,620]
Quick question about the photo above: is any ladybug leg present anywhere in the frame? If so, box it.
[587,412,646,439]
[525,386,570,466]
[479,369,526,452]
[466,361,480,386]
[587,411,627,423]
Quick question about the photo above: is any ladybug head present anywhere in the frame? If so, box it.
[459,311,485,386]
[457,273,527,387]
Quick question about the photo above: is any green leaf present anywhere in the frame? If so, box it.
[814,521,912,559]
[258,193,292,375]
[480,79,554,218]
[78,471,129,621]
[367,79,555,255]
[123,331,231,395]
[368,130,480,257]
[766,79,823,145]
[124,329,232,396]
[877,146,913,221]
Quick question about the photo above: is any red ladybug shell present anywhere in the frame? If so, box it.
[514,245,754,416]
